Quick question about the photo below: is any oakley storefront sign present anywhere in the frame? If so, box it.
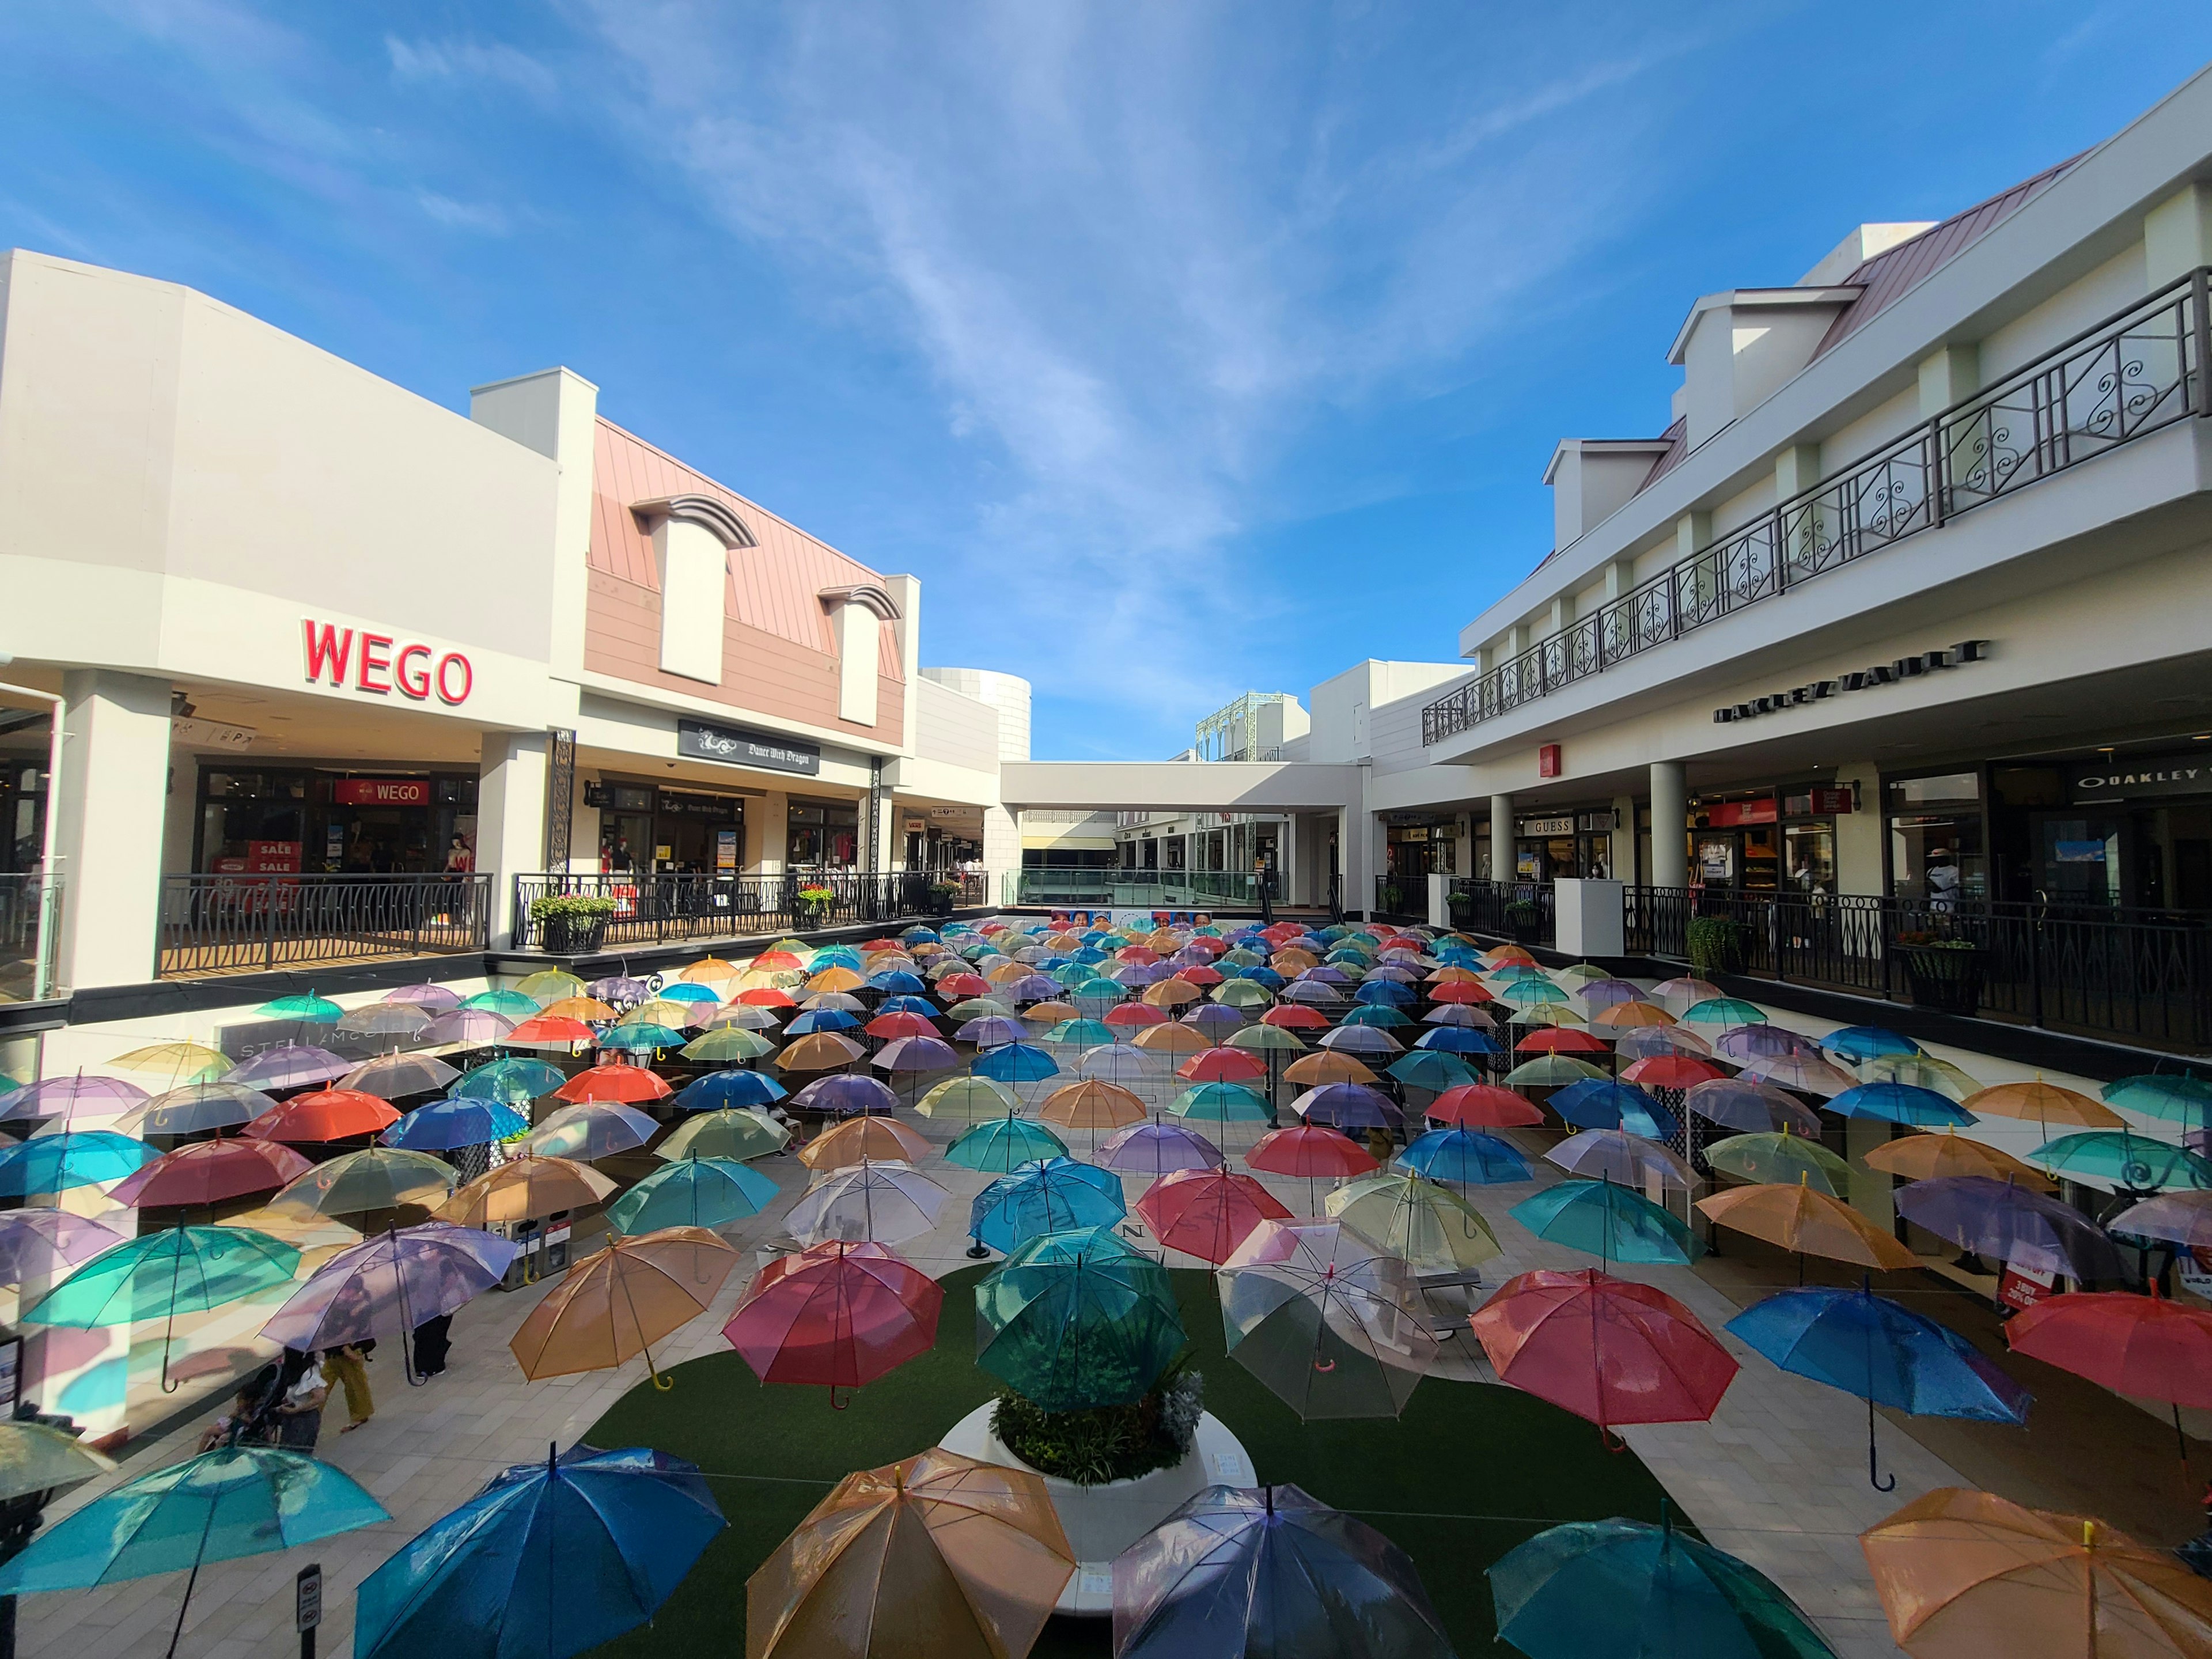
[302,620,473,705]
[1712,640,1988,724]
[2069,755,2212,803]
[677,718,822,776]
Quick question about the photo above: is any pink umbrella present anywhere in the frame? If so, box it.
[724,1241,943,1398]
[262,1222,518,1374]
[109,1138,313,1208]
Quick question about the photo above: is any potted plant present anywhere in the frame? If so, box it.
[1445,887,1475,920]
[529,893,615,955]
[1380,883,1405,915]
[1685,915,1746,976]
[1893,929,1985,1015]
[990,1363,1205,1488]
[1504,898,1543,945]
[926,879,962,917]
[795,882,835,925]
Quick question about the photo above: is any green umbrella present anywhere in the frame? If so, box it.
[256,993,341,1022]
[1225,1025,1305,1054]
[607,1155,777,1234]
[1168,1084,1271,1124]
[2029,1129,2212,1192]
[600,1024,683,1052]
[1704,1130,1853,1196]
[1509,1179,1702,1266]
[1340,1005,1412,1029]
[1327,1172,1499,1273]
[657,1108,789,1162]
[451,1056,566,1105]
[1680,997,1767,1027]
[975,1226,1186,1411]
[916,1075,1023,1123]
[1387,1051,1478,1090]
[272,1146,458,1216]
[1552,963,1611,987]
[1212,980,1275,1009]
[1504,1055,1608,1089]
[0,1420,116,1502]
[24,1226,300,1391]
[946,1115,1069,1173]
[945,997,1019,1021]
[461,988,541,1020]
[683,1028,776,1063]
[2102,1074,2212,1124]
[1050,964,1101,988]
[1040,1019,1116,1048]
[1497,979,1570,1008]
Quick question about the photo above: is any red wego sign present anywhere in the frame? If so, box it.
[333,779,431,806]
[302,620,472,706]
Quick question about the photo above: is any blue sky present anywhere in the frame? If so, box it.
[4,5,2206,759]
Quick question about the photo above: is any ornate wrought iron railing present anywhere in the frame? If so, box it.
[1424,266,2211,744]
[158,873,491,978]
[510,869,983,952]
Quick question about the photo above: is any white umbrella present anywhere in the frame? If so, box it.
[1544,1128,1696,1190]
[1078,1045,1162,1083]
[786,1158,946,1247]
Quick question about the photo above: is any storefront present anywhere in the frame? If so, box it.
[1,755,46,873]
[904,806,983,873]
[787,796,862,869]
[1986,748,2212,910]
[1883,769,1986,907]
[1385,814,1460,881]
[588,780,749,877]
[195,767,480,876]
[1515,810,1615,881]
[1691,786,1853,895]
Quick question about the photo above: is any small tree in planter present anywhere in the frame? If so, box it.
[529,893,615,955]
[1503,899,1543,945]
[927,879,962,917]
[1378,883,1405,915]
[795,883,835,926]
[1445,888,1475,922]
[1893,930,1985,1015]
[1686,915,1746,978]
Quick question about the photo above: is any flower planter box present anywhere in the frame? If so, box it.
[537,915,608,955]
[1896,943,1985,1015]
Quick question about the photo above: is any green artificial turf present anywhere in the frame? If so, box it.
[586,1266,1672,1656]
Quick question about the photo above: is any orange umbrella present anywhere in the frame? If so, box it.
[808,967,867,994]
[740,987,798,1009]
[506,1015,596,1048]
[777,1032,867,1073]
[1132,1022,1209,1054]
[1143,979,1203,1009]
[509,1225,738,1385]
[555,1063,673,1105]
[679,956,745,984]
[1427,967,1483,984]
[242,1088,399,1143]
[1695,1180,1916,1272]
[1485,946,1538,966]
[1862,1133,2055,1189]
[985,964,1029,986]
[1282,1051,1378,1086]
[539,995,618,1022]
[436,1154,615,1226]
[1591,1002,1677,1031]
[748,1448,1074,1659]
[800,1115,932,1170]
[1038,1080,1145,1131]
[1959,1081,2124,1130]
[1860,1486,2212,1658]
[1272,949,1320,973]
[1021,1001,1080,1025]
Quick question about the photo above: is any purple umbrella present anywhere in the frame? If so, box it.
[1683,1078,1823,1135]
[261,1222,518,1372]
[1101,1120,1224,1178]
[1171,948,1211,968]
[956,1016,1028,1048]
[1113,963,1171,987]
[793,1074,901,1116]
[874,1036,959,1073]
[2109,1191,2212,1248]
[1304,967,1354,986]
[421,1008,517,1045]
[1364,965,1421,984]
[0,1209,126,1285]
[384,983,463,1012]
[1007,975,1062,1003]
[1895,1176,2127,1282]
[1295,1083,1402,1131]
[1614,1025,1713,1060]
[222,1045,352,1090]
[1575,979,1650,1009]
[0,1074,151,1124]
[1714,1025,1819,1063]
[587,975,653,1005]
[1182,1005,1244,1033]
[1422,1004,1495,1029]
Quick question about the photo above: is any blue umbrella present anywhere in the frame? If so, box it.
[381,1099,528,1150]
[1821,1025,1918,1063]
[0,1446,388,1658]
[1550,1080,1681,1141]
[1294,1083,1400,1130]
[973,1042,1060,1083]
[0,1131,157,1197]
[1396,1128,1532,1185]
[1415,1025,1500,1055]
[810,946,863,970]
[1829,1082,1975,1128]
[876,994,939,1017]
[654,982,720,1005]
[1353,980,1414,1006]
[786,1008,861,1035]
[969,1157,1125,1253]
[1726,1284,2030,1490]
[675,1069,787,1112]
[355,1444,725,1659]
[868,971,927,995]
[1339,1005,1411,1029]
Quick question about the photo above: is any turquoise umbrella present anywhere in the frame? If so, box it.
[969,1157,1126,1254]
[605,1156,778,1234]
[256,993,342,1022]
[947,1115,1070,1173]
[2102,1074,2212,1126]
[1340,1005,1412,1029]
[461,988,541,1020]
[0,1446,388,1659]
[1070,982,1124,1013]
[1680,997,1767,1027]
[1497,980,1570,1008]
[1040,1018,1116,1047]
[600,1024,683,1052]
[1167,1084,1271,1124]
[0,1131,157,1197]
[1387,1051,1478,1091]
[451,1057,567,1106]
[2030,1129,2212,1192]
[975,1226,1186,1411]
[1509,1179,1702,1266]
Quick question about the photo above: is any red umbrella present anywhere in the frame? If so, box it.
[2008,1287,2212,1459]
[752,950,805,970]
[1179,965,1225,987]
[555,1063,673,1105]
[1516,1028,1609,1055]
[738,987,798,1008]
[1134,1166,1290,1264]
[1116,946,1161,964]
[242,1089,399,1143]
[1245,1124,1378,1214]
[1104,1004,1166,1029]
[1260,1005,1330,1031]
[1177,1048,1267,1085]
[1470,1267,1737,1443]
[507,1014,596,1047]
[1620,1054,1728,1089]
[723,1240,942,1396]
[937,973,991,998]
[1426,1085,1544,1128]
[1428,981,1493,1005]
[863,1012,940,1040]
[109,1138,312,1209]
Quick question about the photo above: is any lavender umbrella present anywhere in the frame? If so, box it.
[1007,975,1063,1002]
[1281,982,1343,1006]
[222,1046,351,1090]
[1294,1084,1402,1131]
[1614,1025,1713,1061]
[1422,1005,1494,1029]
[384,983,463,1013]
[420,1009,517,1046]
[261,1222,518,1373]
[587,975,653,1005]
[1182,1004,1244,1033]
[1546,1128,1695,1191]
[1894,1176,2127,1281]
[0,1074,151,1125]
[1100,1120,1224,1178]
[1713,1025,1819,1063]
[956,1016,1029,1048]
[1317,1025,1402,1057]
[0,1210,126,1285]
[1574,979,1649,1009]
[1683,1078,1823,1136]
[336,1003,434,1039]
[792,1074,901,1116]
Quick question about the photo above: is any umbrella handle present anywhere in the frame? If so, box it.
[160,1292,181,1395]
[1867,1395,1895,1490]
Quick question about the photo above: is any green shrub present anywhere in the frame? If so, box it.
[528,893,617,922]
[1503,900,1541,925]
[1380,884,1404,913]
[991,1366,1203,1487]
[1686,915,1745,976]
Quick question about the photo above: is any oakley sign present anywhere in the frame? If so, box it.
[302,620,473,706]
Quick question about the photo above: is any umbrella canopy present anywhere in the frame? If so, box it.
[1397,1127,1532,1185]
[552,1063,671,1106]
[1705,1130,1855,1196]
[1425,1084,1544,1128]
[110,1137,312,1207]
[777,1032,868,1073]
[1859,1053,1983,1100]
[1326,1171,1500,1273]
[874,1036,959,1074]
[748,1449,1074,1659]
[1217,1219,1438,1419]
[1503,1056,1608,1089]
[273,1145,459,1217]
[1245,1124,1377,1180]
[355,1444,725,1659]
[1116,1482,1455,1659]
[1100,1119,1222,1177]
[1178,1047,1267,1084]
[1550,1080,1680,1141]
[436,1155,613,1226]
[681,1028,778,1065]
[788,1160,949,1247]
[1490,1509,1837,1659]
[2107,1190,2212,1248]
[1615,1024,1714,1060]
[1509,1180,1700,1267]
[725,1241,944,1391]
[451,1056,567,1104]
[2029,1130,2212,1192]
[792,1074,902,1118]
[0,1210,126,1287]
[515,969,588,1003]
[657,1107,789,1162]
[117,1081,275,1138]
[1960,1081,2122,1129]
[1619,1054,1728,1090]
[1893,1176,2126,1281]
[599,1023,686,1053]
[1715,1025,1820,1063]
[946,1116,1071,1173]
[1680,997,1766,1028]
[256,992,343,1022]
[461,988,541,1018]
[674,1069,786,1112]
[916,1075,1021,1122]
[335,1050,461,1101]
[0,1419,116,1501]
[1697,1183,1918,1270]
[1831,1082,1977,1128]
[244,1087,400,1143]
[108,1041,229,1085]
[1866,1132,2055,1188]
[262,1223,517,1352]
[1039,1080,1147,1131]
[799,1113,932,1169]
[1545,1128,1694,1191]
[1386,1051,1479,1092]
[1472,1268,1737,1434]
[1291,1082,1399,1131]
[24,1226,301,1387]
[1685,1078,1825,1135]
[2104,1073,2212,1124]
[510,1226,738,1382]
[1737,1053,1857,1097]
[608,1156,778,1234]
[1170,1083,1272,1125]
[0,1131,153,1196]
[1859,1487,2212,1659]
[970,1157,1126,1253]
[1136,1168,1290,1264]
[977,1226,1187,1407]
[221,1044,351,1090]
[2005,1290,2212,1410]
[1282,1051,1378,1087]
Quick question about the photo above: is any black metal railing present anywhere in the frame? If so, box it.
[0,874,62,1001]
[1005,869,1277,910]
[1440,877,1556,946]
[1625,885,2212,1054]
[158,873,491,978]
[511,870,983,951]
[1424,266,2212,744]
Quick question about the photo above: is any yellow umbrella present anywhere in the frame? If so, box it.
[684,1028,777,1063]
[1282,1051,1377,1086]
[1514,1004,1588,1028]
[808,967,867,994]
[1038,1081,1146,1131]
[539,996,618,1023]
[622,999,700,1029]
[800,1116,932,1170]
[748,1449,1075,1659]
[108,1041,228,1085]
[436,1154,614,1226]
[678,957,746,986]
[1325,1172,1500,1273]
[777,1032,866,1073]
[1959,1081,2123,1130]
[1859,1053,1980,1101]
[514,969,586,1005]
[1861,1486,2212,1659]
[0,1421,116,1502]
[1132,1022,1209,1055]
[1695,1179,1916,1271]
[509,1225,737,1387]
[916,1075,1022,1122]
[1861,1133,2055,1189]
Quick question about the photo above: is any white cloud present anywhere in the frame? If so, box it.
[385,35,558,102]
[415,191,510,234]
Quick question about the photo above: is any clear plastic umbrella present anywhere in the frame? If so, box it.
[116,1081,276,1138]
[513,1101,658,1161]
[340,1052,462,1100]
[261,1223,518,1373]
[786,1159,947,1247]
[1216,1219,1438,1419]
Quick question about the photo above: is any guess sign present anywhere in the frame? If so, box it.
[303,620,472,705]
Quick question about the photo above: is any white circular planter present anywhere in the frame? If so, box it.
[939,1403,1255,1616]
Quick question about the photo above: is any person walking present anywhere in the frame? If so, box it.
[270,1354,327,1450]
[322,1342,375,1433]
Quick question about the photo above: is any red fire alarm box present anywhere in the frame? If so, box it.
[1538,743,1562,779]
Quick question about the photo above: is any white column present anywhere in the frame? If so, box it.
[753,791,789,876]
[53,670,172,988]
[982,805,1018,907]
[1609,794,1638,885]
[1650,761,1688,888]
[477,732,548,948]
[1489,794,1514,886]
[1554,879,1624,956]
[1834,764,1883,896]
[1426,872,1449,929]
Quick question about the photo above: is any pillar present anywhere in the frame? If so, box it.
[478,731,548,948]
[753,792,789,876]
[1834,763,1883,896]
[982,805,1019,906]
[1490,794,1514,887]
[1650,761,1688,889]
[1609,793,1638,885]
[52,670,172,988]
[2145,181,2212,286]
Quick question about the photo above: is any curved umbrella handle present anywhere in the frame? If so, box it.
[1868,1397,1896,1491]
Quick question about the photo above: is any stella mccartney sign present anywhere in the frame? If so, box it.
[302,619,472,705]
[677,718,821,776]
[1713,640,1988,724]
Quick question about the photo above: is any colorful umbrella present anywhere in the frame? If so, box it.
[1039,1080,1147,1132]
[1830,1082,1977,1128]
[2029,1130,2212,1192]
[1170,1083,1272,1125]
[1396,1127,1532,1185]
[725,1241,943,1392]
[799,1113,931,1169]
[977,1226,1186,1407]
[970,1157,1125,1254]
[946,1115,1071,1174]
[0,1130,155,1197]
[972,1041,1060,1082]
[1893,1176,2126,1281]
[657,1107,789,1162]
[244,1087,400,1143]
[420,1008,517,1045]
[1217,1219,1438,1419]
[608,1157,778,1235]
[436,1155,614,1227]
[510,1225,738,1384]
[1291,1082,1399,1130]
[1697,1182,1918,1272]
[1509,1179,1700,1267]
[788,1160,948,1247]
[517,1100,658,1161]
[1683,1078,1824,1135]
[261,1222,518,1357]
[0,1210,126,1286]
[109,1137,312,1209]
[681,1028,777,1064]
[506,1015,598,1049]
[1136,1167,1290,1264]
[2007,1289,2212,1461]
[276,1145,461,1216]
[1100,1120,1222,1178]
[1550,1080,1680,1141]
[1503,1056,1608,1089]
[220,1044,351,1089]
[1282,1051,1378,1086]
[0,1419,116,1501]
[1325,1171,1499,1274]
[117,1081,275,1138]
[2103,1073,2212,1124]
[1425,1084,1543,1128]
[1705,1130,1854,1196]
[452,1056,566,1104]
[256,993,343,1022]
[461,988,541,1018]
[1545,1127,1694,1191]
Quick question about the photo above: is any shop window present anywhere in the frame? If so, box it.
[788,798,860,868]
[1887,770,1986,906]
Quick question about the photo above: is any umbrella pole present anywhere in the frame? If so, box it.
[2175,1402,2191,1472]
[393,1225,426,1387]
[160,1240,185,1395]
[165,1482,222,1659]
[1867,1394,1895,1492]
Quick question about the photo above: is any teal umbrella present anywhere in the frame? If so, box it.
[605,1156,778,1234]
[1340,1005,1412,1029]
[0,1445,388,1659]
[975,1226,1186,1410]
[256,993,342,1022]
[1070,982,1124,1013]
[1497,980,1570,1009]
[1490,1506,1837,1659]
[1050,964,1101,987]
[1040,1018,1116,1047]
[1387,1051,1478,1090]
[461,988,541,1020]
[452,1057,569,1106]
[1681,998,1767,1027]
[947,1115,1070,1173]
[0,1131,157,1197]
[600,1024,683,1052]
[1168,1084,1271,1124]
[22,1226,301,1391]
[2029,1129,2212,1192]
[1509,1179,1702,1266]
[2102,1074,2212,1125]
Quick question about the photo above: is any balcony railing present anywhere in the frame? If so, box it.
[1005,869,1277,910]
[1424,266,2212,744]
[510,870,984,952]
[158,873,491,979]
[0,874,62,1002]
[1439,878,1556,946]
